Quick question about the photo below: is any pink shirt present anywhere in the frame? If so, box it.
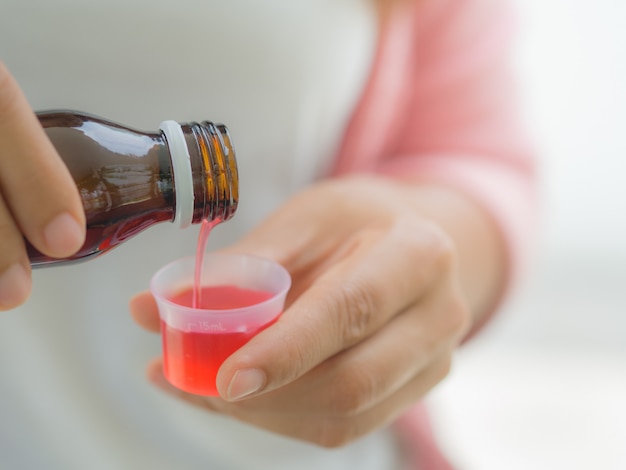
[334,0,537,467]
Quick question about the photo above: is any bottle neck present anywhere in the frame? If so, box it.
[160,120,239,228]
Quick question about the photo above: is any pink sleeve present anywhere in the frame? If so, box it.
[376,0,538,333]
[332,3,538,467]
[387,4,537,466]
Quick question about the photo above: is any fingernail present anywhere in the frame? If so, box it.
[0,264,31,309]
[43,212,85,256]
[226,368,266,401]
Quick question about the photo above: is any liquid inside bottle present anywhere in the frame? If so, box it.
[28,110,238,267]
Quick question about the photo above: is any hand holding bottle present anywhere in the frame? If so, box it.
[129,175,497,446]
[0,62,85,310]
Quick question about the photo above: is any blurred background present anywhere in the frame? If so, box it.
[427,1,626,468]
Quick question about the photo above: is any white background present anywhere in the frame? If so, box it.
[428,1,626,468]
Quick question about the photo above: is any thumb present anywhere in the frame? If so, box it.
[218,215,331,275]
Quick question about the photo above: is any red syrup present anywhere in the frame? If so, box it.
[162,284,275,396]
[192,219,219,308]
[162,219,275,395]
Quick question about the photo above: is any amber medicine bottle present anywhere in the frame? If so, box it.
[28,110,239,267]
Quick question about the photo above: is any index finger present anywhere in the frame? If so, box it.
[0,62,85,258]
[216,218,456,401]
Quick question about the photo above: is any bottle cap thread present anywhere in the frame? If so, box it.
[159,120,194,228]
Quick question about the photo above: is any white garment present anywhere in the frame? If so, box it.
[0,1,403,469]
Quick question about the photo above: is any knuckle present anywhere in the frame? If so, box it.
[276,330,317,383]
[434,355,454,383]
[395,218,456,279]
[424,225,456,276]
[330,281,376,345]
[311,418,360,448]
[326,366,377,417]
[445,296,472,339]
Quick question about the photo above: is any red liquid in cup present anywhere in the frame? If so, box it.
[162,285,276,396]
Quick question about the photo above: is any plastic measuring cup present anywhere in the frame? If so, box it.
[151,253,291,396]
